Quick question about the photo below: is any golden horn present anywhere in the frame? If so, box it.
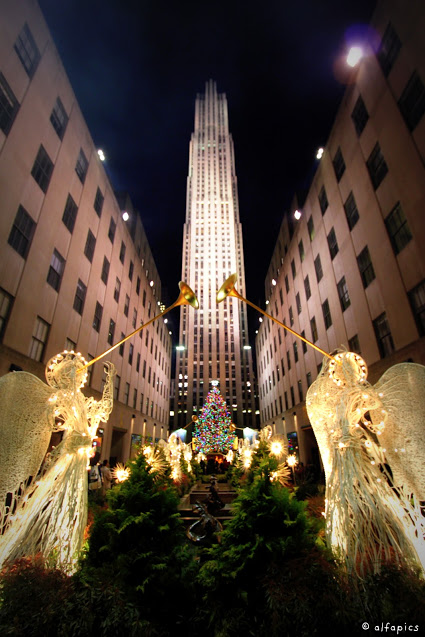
[217,273,334,361]
[79,281,199,372]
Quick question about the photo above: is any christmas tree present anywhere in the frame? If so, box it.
[193,384,235,454]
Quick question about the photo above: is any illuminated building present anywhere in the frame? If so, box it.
[0,0,172,462]
[174,81,255,430]
[256,0,425,468]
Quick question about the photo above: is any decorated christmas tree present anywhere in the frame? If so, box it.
[193,384,235,454]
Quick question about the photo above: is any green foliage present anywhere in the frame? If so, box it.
[0,557,71,636]
[196,459,320,635]
[0,557,156,636]
[82,452,196,630]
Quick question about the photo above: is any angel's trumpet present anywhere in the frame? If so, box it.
[79,281,199,372]
[217,273,333,360]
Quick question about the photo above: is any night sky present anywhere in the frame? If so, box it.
[38,0,375,346]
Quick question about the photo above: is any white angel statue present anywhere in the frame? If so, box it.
[306,350,425,577]
[0,351,115,573]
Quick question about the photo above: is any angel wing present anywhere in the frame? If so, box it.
[371,362,425,503]
[0,371,55,530]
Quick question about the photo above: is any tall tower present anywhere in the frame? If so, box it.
[174,80,255,431]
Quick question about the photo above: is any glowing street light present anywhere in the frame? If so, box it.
[122,211,129,221]
[176,345,186,351]
[294,209,302,220]
[316,147,324,159]
[97,149,105,162]
[347,46,363,68]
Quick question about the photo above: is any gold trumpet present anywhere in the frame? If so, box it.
[79,281,199,372]
[217,273,334,361]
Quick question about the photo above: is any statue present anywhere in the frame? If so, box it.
[306,351,425,577]
[0,352,115,573]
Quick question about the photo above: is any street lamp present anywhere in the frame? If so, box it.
[287,453,297,484]
[347,46,364,67]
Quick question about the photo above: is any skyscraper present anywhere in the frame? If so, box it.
[174,80,255,431]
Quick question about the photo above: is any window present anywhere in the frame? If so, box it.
[285,275,289,293]
[322,299,332,329]
[129,343,134,365]
[136,276,141,295]
[50,97,68,139]
[287,351,291,371]
[307,216,315,241]
[119,241,126,264]
[367,143,388,189]
[107,319,115,345]
[119,333,125,357]
[29,316,49,361]
[408,280,425,336]
[129,260,134,281]
[94,187,104,217]
[142,289,146,307]
[113,277,121,302]
[114,375,120,401]
[64,337,76,352]
[124,383,130,405]
[289,306,294,326]
[93,302,103,332]
[337,276,350,312]
[101,256,110,285]
[296,292,302,315]
[124,294,130,317]
[318,186,328,215]
[293,341,298,363]
[133,388,137,409]
[385,202,412,255]
[298,240,305,262]
[8,205,35,258]
[301,331,307,354]
[377,22,401,77]
[290,386,295,407]
[291,259,296,279]
[351,95,369,136]
[0,72,19,135]
[344,192,359,230]
[327,227,339,260]
[357,246,375,288]
[348,334,361,354]
[14,23,40,77]
[73,279,87,315]
[304,275,311,300]
[84,229,96,262]
[298,380,303,402]
[310,316,318,342]
[136,352,141,372]
[306,371,312,388]
[108,218,116,243]
[314,254,323,282]
[75,148,88,184]
[62,194,78,233]
[132,308,137,329]
[31,145,53,193]
[332,147,346,182]
[0,288,13,340]
[373,313,394,358]
[46,249,65,291]
[398,71,425,132]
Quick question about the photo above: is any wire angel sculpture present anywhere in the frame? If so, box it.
[306,351,425,577]
[0,352,115,573]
